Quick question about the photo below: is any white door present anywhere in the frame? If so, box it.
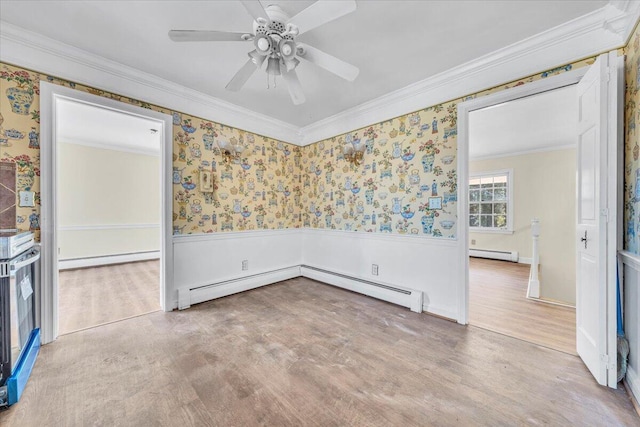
[575,53,614,386]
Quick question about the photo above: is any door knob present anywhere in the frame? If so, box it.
[580,230,587,249]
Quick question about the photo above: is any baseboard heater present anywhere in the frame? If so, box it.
[300,265,423,313]
[178,266,300,310]
[469,249,519,263]
[59,250,160,270]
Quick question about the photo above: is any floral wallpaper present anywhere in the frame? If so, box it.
[171,117,302,234]
[301,58,597,238]
[0,62,301,240]
[0,66,42,238]
[0,52,604,242]
[301,109,458,237]
[625,21,640,254]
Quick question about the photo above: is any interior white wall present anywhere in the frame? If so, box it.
[621,253,640,404]
[469,148,577,305]
[172,230,302,309]
[301,229,460,319]
[57,142,160,260]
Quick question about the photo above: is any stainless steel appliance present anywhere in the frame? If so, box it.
[0,230,40,407]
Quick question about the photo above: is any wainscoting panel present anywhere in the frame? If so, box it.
[620,251,640,405]
[301,229,460,320]
[172,229,303,309]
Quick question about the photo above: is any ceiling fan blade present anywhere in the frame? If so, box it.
[240,0,270,23]
[297,44,359,82]
[282,69,306,105]
[289,0,356,35]
[169,30,249,42]
[225,58,261,92]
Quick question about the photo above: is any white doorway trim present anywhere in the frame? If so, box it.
[456,67,589,326]
[39,81,174,344]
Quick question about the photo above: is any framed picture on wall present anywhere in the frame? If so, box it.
[428,196,442,210]
[200,170,214,193]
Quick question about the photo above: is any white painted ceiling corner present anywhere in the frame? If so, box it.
[0,1,638,147]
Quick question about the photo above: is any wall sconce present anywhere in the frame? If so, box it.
[343,140,365,166]
[216,139,245,163]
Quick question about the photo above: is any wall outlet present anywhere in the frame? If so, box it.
[19,191,35,207]
[242,260,248,271]
[372,264,379,276]
[471,239,476,245]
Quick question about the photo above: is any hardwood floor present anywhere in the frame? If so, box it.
[58,260,161,335]
[469,257,576,355]
[2,278,637,426]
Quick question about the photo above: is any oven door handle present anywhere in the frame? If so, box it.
[10,248,40,274]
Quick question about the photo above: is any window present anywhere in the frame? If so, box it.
[469,170,513,233]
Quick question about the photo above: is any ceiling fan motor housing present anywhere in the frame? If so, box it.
[252,5,296,59]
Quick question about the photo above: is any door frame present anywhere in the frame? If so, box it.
[457,66,587,325]
[456,52,622,388]
[39,81,174,344]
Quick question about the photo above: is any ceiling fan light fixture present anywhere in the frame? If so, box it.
[266,57,281,76]
[279,39,296,61]
[169,0,359,104]
[254,34,272,55]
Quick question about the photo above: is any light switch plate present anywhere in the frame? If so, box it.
[19,191,35,207]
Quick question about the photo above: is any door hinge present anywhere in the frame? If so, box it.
[601,354,615,370]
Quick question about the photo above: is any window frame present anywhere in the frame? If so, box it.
[468,169,514,234]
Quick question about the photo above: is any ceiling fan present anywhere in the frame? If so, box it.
[168,0,359,105]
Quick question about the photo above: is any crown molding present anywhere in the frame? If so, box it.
[469,143,576,162]
[299,1,640,145]
[1,1,638,147]
[0,21,304,145]
[59,137,161,157]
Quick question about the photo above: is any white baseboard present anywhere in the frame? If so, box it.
[626,365,640,406]
[469,249,519,263]
[178,266,301,310]
[422,303,458,321]
[300,265,423,313]
[518,257,533,265]
[59,250,160,270]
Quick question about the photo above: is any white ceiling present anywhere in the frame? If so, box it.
[57,99,161,155]
[0,0,609,127]
[468,84,577,159]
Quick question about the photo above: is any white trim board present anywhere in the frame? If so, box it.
[0,22,302,145]
[59,223,160,231]
[1,2,638,146]
[59,137,160,157]
[299,3,639,145]
[59,250,160,270]
[456,66,591,325]
[39,82,174,345]
[469,144,577,162]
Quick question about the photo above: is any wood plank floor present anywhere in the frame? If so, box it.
[2,278,637,426]
[469,257,576,355]
[58,260,160,335]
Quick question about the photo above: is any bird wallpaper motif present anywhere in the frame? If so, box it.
[0,51,605,242]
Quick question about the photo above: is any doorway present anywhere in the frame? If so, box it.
[56,99,163,334]
[466,85,578,355]
[457,52,623,388]
[40,82,175,344]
